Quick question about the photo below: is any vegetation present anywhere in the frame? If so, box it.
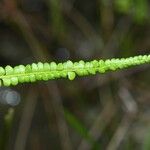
[0,0,149,149]
[0,55,150,86]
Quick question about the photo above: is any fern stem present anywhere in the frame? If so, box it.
[0,54,149,87]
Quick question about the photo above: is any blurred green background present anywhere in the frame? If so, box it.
[0,0,150,149]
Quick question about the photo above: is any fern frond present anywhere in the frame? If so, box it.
[0,54,149,87]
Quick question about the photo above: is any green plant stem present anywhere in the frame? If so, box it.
[0,54,149,87]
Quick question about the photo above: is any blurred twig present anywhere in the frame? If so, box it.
[98,0,114,40]
[0,108,14,150]
[39,83,73,150]
[78,100,116,150]
[106,114,132,150]
[14,86,38,150]
[103,17,132,57]
[106,82,138,150]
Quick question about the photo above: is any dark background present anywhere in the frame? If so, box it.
[0,0,150,149]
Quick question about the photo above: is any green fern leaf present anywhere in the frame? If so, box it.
[0,54,149,87]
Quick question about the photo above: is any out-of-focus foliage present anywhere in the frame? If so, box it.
[114,0,149,24]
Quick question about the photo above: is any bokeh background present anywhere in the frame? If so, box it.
[0,0,150,150]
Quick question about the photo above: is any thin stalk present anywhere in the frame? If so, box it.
[0,54,149,87]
